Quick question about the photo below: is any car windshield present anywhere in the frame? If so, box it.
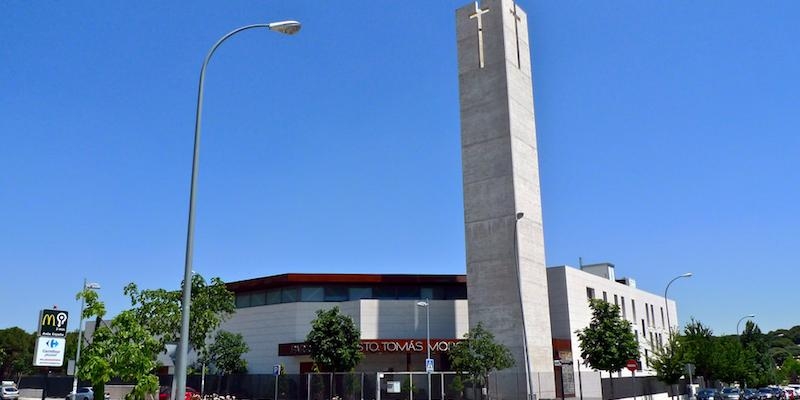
[723,389,739,393]
[759,389,771,393]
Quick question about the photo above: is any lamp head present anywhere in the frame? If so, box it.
[682,272,693,278]
[268,21,302,35]
[85,282,101,290]
[746,314,756,318]
[416,301,429,307]
[516,212,525,220]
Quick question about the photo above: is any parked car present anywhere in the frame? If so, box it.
[698,389,724,400]
[158,386,198,400]
[0,385,19,400]
[759,388,779,400]
[743,389,759,400]
[66,387,109,400]
[722,388,742,400]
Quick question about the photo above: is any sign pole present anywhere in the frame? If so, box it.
[273,364,281,400]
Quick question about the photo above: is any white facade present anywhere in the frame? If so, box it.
[220,297,469,374]
[547,263,678,374]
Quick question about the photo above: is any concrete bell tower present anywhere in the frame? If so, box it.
[456,0,555,398]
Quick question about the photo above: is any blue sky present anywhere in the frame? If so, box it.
[1,1,798,336]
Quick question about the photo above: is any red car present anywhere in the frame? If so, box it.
[158,387,198,400]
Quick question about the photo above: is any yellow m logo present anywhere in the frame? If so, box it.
[41,314,57,326]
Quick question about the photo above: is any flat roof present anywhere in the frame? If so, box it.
[227,273,467,293]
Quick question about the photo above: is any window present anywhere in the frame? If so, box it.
[634,330,639,343]
[632,300,637,320]
[641,319,646,336]
[250,291,266,306]
[301,287,324,302]
[445,286,467,300]
[651,304,656,326]
[235,293,251,308]
[602,291,608,301]
[324,286,348,301]
[397,286,420,300]
[660,307,665,328]
[281,288,297,303]
[348,287,372,300]
[586,287,596,300]
[614,294,618,306]
[266,289,281,305]
[645,302,650,326]
[621,297,627,318]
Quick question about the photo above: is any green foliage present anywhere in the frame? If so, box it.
[0,327,35,379]
[576,299,639,374]
[681,318,716,383]
[124,274,235,356]
[448,322,514,390]
[306,306,363,373]
[78,289,161,400]
[207,330,249,375]
[650,333,685,385]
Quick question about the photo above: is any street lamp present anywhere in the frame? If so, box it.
[514,212,533,400]
[416,300,431,400]
[72,279,101,394]
[663,272,692,335]
[736,314,756,336]
[176,20,301,400]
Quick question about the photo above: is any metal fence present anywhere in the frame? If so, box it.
[15,371,687,400]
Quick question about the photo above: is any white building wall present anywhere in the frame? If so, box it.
[548,265,677,373]
[220,299,469,374]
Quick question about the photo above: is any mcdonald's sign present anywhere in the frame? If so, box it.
[38,309,68,338]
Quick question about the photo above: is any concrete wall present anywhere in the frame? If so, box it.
[219,299,469,374]
[456,0,555,398]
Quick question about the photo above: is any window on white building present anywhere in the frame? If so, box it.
[587,287,595,300]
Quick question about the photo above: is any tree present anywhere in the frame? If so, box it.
[448,322,514,399]
[78,288,161,400]
[650,333,686,399]
[306,307,363,373]
[207,331,249,376]
[681,319,716,385]
[124,274,235,356]
[576,299,639,375]
[0,327,35,379]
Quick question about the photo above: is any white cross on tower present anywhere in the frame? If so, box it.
[469,1,490,68]
[510,3,522,68]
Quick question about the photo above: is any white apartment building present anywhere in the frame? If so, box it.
[547,262,676,374]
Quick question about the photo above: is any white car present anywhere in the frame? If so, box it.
[0,385,19,400]
[66,387,108,400]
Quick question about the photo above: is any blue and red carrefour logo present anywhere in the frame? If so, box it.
[45,339,60,349]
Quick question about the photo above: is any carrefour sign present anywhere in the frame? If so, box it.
[38,309,69,338]
[33,337,65,367]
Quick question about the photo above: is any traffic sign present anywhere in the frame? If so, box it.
[553,359,562,367]
[425,358,434,373]
[273,364,282,376]
[626,359,638,372]
[38,309,69,338]
[33,337,65,367]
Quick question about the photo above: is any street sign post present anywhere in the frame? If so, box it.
[425,358,434,373]
[38,309,69,338]
[273,364,281,400]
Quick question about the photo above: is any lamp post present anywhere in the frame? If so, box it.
[72,279,101,395]
[736,314,756,336]
[663,272,692,335]
[416,300,432,400]
[513,212,533,400]
[176,20,301,400]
